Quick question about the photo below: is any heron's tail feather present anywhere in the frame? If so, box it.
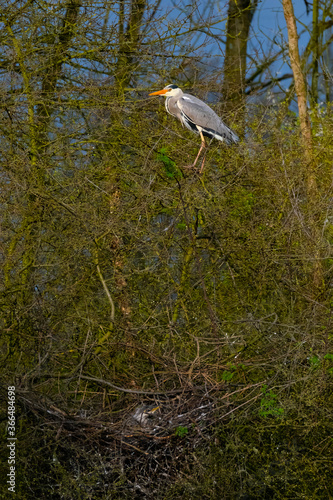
[203,125,239,145]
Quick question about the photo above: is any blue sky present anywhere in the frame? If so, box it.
[164,0,313,94]
[250,0,312,93]
[254,0,311,53]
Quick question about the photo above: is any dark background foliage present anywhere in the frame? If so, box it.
[0,0,332,498]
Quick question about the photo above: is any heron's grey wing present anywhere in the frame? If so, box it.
[178,95,239,145]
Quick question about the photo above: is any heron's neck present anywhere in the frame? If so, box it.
[165,96,178,117]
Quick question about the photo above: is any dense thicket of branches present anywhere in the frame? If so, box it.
[0,0,332,498]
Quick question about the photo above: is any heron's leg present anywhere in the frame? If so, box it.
[191,143,205,168]
[199,150,207,174]
[191,132,206,169]
[183,144,204,169]
[197,132,207,173]
[183,132,206,171]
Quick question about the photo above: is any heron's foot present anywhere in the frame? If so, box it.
[182,144,207,173]
[181,165,203,176]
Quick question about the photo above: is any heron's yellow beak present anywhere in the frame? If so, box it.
[149,405,160,414]
[149,89,168,96]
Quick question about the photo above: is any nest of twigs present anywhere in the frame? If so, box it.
[10,380,258,498]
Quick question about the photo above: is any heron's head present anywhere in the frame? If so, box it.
[149,84,182,97]
[132,404,160,425]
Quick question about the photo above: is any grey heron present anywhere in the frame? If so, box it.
[149,84,239,173]
[131,404,160,426]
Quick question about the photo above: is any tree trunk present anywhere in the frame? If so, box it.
[282,0,316,195]
[115,0,146,98]
[311,0,319,104]
[36,0,81,156]
[282,0,322,288]
[222,0,258,130]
